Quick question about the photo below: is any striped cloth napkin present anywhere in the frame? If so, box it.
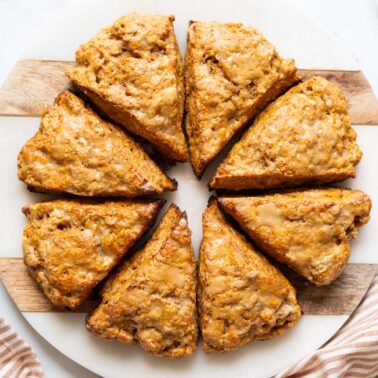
[1,276,377,378]
[0,317,43,378]
[277,274,378,377]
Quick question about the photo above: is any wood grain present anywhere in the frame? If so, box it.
[0,60,74,116]
[300,69,378,125]
[0,60,377,125]
[283,263,377,315]
[0,258,376,314]
[0,258,96,313]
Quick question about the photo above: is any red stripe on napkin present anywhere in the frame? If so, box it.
[0,317,43,378]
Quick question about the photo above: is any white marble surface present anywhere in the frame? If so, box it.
[0,1,377,377]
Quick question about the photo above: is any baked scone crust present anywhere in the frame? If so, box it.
[219,188,372,285]
[210,77,362,190]
[66,13,188,162]
[199,200,301,353]
[185,21,299,177]
[17,90,176,197]
[86,204,198,358]
[22,199,163,309]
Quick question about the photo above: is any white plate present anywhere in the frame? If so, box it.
[0,0,376,377]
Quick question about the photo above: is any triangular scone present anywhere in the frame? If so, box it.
[219,188,371,286]
[66,13,187,162]
[185,21,299,177]
[199,200,301,353]
[17,90,176,197]
[22,199,163,309]
[210,77,362,190]
[87,204,198,358]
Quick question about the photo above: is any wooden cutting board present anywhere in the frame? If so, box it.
[1,60,378,124]
[0,257,377,316]
[0,60,377,317]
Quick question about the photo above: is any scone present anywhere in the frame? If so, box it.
[219,188,371,285]
[18,90,176,197]
[66,13,187,162]
[209,77,362,190]
[185,21,299,177]
[22,199,163,309]
[199,199,301,353]
[86,204,198,358]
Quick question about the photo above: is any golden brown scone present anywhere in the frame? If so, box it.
[185,21,299,177]
[86,204,198,358]
[209,77,362,190]
[219,188,372,285]
[66,13,187,162]
[199,200,301,353]
[17,90,176,197]
[22,199,163,309]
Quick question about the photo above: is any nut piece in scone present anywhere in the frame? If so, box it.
[66,13,187,162]
[209,77,362,190]
[86,204,198,358]
[17,90,176,197]
[185,21,299,177]
[199,199,301,353]
[22,199,163,309]
[219,188,371,285]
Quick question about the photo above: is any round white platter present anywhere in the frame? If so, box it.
[0,0,377,377]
